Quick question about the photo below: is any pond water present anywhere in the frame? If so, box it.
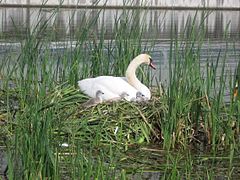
[0,8,240,39]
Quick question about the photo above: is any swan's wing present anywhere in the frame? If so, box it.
[78,78,97,98]
[92,76,138,101]
[78,76,137,101]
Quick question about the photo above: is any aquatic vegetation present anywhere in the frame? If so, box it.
[0,4,239,180]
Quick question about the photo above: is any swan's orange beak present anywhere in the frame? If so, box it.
[234,87,238,98]
[149,58,156,70]
[234,82,238,99]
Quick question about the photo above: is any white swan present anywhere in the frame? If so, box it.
[78,54,156,101]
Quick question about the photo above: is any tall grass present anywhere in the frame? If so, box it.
[0,4,239,180]
[161,11,240,153]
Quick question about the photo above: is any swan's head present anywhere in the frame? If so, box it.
[96,90,104,97]
[137,54,156,70]
[136,91,149,101]
[136,91,145,98]
[96,90,104,102]
[120,92,129,99]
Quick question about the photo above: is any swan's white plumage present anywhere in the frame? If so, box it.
[78,54,155,101]
[78,76,137,101]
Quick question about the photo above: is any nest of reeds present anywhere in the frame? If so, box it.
[38,84,212,150]
[40,84,167,148]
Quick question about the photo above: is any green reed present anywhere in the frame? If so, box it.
[161,10,239,153]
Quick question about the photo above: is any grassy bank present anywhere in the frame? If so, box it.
[0,6,240,179]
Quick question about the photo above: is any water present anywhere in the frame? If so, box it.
[0,8,240,40]
[0,147,7,179]
[2,0,240,8]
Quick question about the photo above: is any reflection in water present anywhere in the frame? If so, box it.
[2,0,240,8]
[0,8,240,40]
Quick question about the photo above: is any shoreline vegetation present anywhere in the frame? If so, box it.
[0,1,240,179]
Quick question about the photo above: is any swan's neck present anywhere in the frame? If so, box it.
[125,59,143,90]
[125,56,151,99]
